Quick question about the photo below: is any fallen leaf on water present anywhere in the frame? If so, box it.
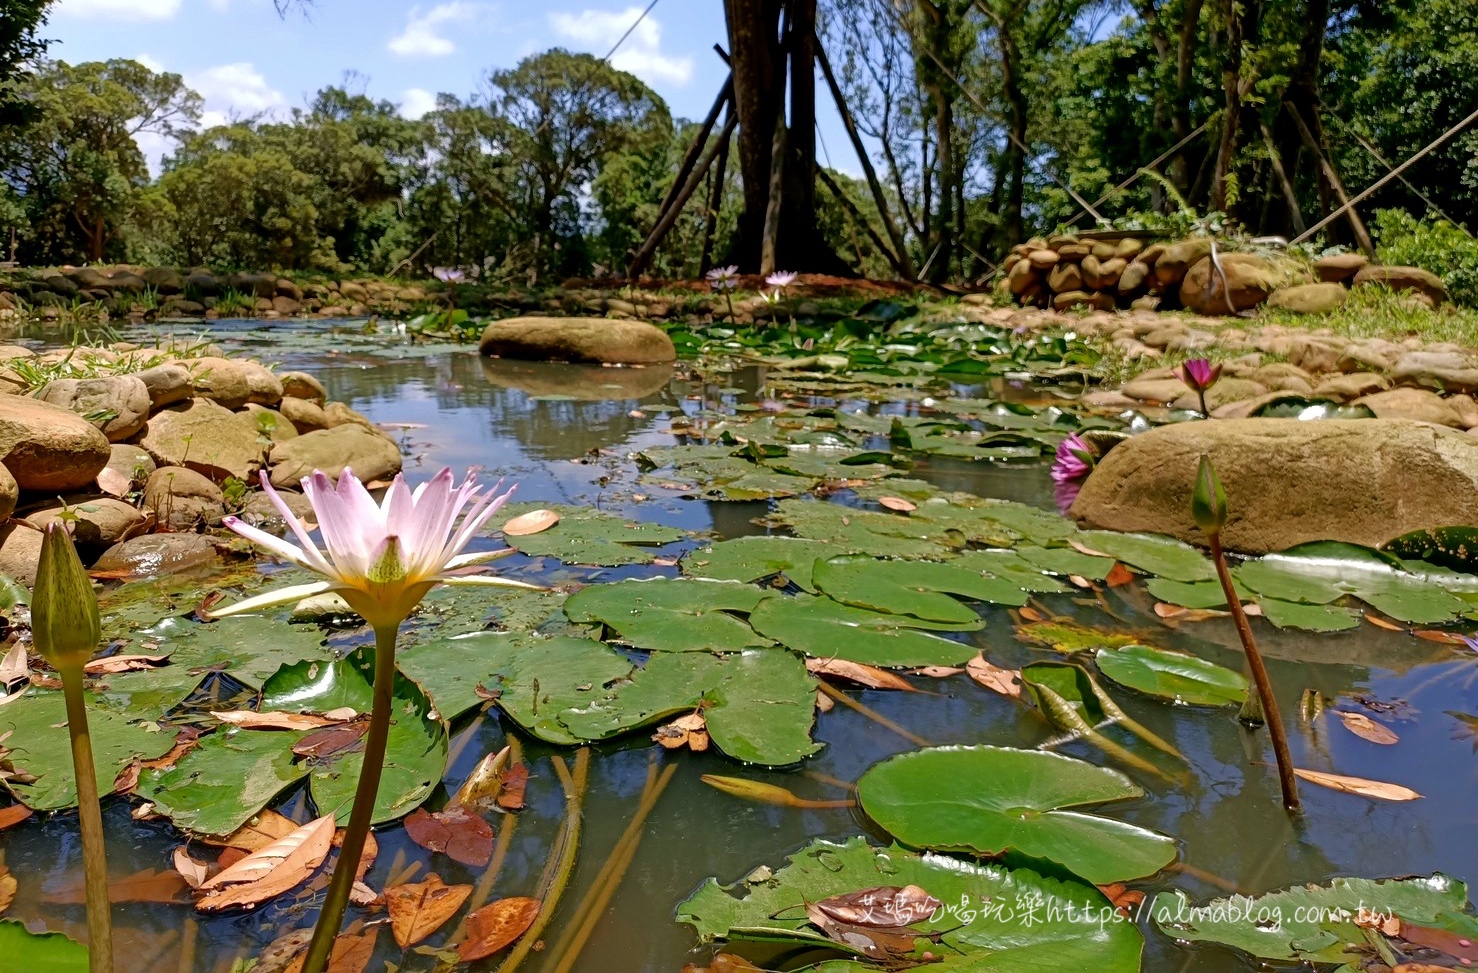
[1354,909,1401,936]
[200,809,300,852]
[1293,768,1422,802]
[1017,605,1047,622]
[965,653,1021,698]
[44,868,190,904]
[448,746,511,811]
[1096,882,1146,918]
[805,902,920,961]
[385,874,472,948]
[1068,575,1094,588]
[0,805,32,831]
[195,814,335,911]
[502,509,560,537]
[456,896,541,962]
[815,689,834,713]
[84,653,170,675]
[1412,629,1466,645]
[908,666,963,678]
[1104,563,1135,587]
[877,496,916,513]
[292,721,369,759]
[250,930,314,973]
[1241,602,1264,617]
[211,708,357,731]
[403,806,495,868]
[333,829,378,881]
[173,847,210,889]
[0,866,14,914]
[807,658,916,691]
[139,727,205,773]
[1332,710,1399,745]
[813,885,942,928]
[1153,603,1230,622]
[653,712,710,752]
[681,954,766,973]
[1396,921,1478,966]
[700,774,853,810]
[1068,539,1115,559]
[349,881,378,907]
[0,643,29,704]
[497,761,528,811]
[1364,614,1406,632]
[284,927,379,973]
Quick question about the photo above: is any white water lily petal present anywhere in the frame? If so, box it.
[210,580,336,617]
[442,548,519,570]
[437,575,546,591]
[221,516,324,574]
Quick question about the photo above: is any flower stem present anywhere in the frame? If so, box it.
[1198,389,1210,418]
[300,624,398,973]
[60,664,113,973]
[1208,534,1301,811]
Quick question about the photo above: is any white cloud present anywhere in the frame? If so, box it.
[133,54,166,74]
[550,6,693,87]
[53,0,181,19]
[399,88,439,119]
[388,3,480,58]
[186,62,285,128]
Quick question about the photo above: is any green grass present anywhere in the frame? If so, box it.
[1260,285,1478,347]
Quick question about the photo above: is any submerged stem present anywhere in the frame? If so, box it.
[301,623,399,973]
[61,664,113,973]
[1209,535,1300,811]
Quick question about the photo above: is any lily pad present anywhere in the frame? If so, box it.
[1239,542,1472,624]
[750,595,978,667]
[952,550,1071,593]
[812,557,1026,623]
[1382,525,1478,573]
[137,723,307,835]
[1152,874,1478,965]
[1258,597,1362,632]
[767,499,965,559]
[856,746,1178,885]
[0,921,88,972]
[681,536,842,590]
[1074,532,1215,583]
[1094,645,1247,706]
[563,577,773,652]
[1144,578,1234,609]
[678,836,1142,972]
[496,502,685,566]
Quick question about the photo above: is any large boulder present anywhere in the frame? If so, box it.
[0,463,16,522]
[133,363,194,409]
[267,424,402,487]
[1353,264,1446,306]
[136,397,264,481]
[187,356,254,409]
[97,443,155,497]
[1266,282,1349,315]
[36,375,152,442]
[1070,418,1478,553]
[1314,253,1368,284]
[25,498,149,555]
[0,395,112,491]
[1179,253,1279,315]
[479,316,676,365]
[143,466,226,529]
[1152,238,1214,288]
[92,533,220,579]
[279,371,326,403]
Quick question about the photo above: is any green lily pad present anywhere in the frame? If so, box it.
[1021,663,1184,776]
[750,595,978,667]
[563,577,773,652]
[1257,598,1362,632]
[767,499,964,559]
[812,557,1025,624]
[1015,618,1140,653]
[1382,526,1478,573]
[1152,874,1478,965]
[856,746,1178,885]
[1074,531,1215,583]
[681,536,843,590]
[0,921,88,972]
[1095,645,1247,706]
[1239,542,1472,623]
[137,723,308,835]
[496,502,686,566]
[678,836,1142,972]
[952,550,1071,593]
[1015,544,1116,580]
[1144,578,1234,609]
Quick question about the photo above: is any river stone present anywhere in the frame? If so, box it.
[1352,387,1464,427]
[279,396,330,432]
[0,524,44,584]
[1121,377,1191,403]
[142,267,185,295]
[267,424,402,487]
[240,487,314,530]
[279,371,326,403]
[97,443,155,497]
[1389,351,1478,393]
[1249,362,1315,393]
[478,316,676,365]
[1315,253,1368,283]
[238,403,298,446]
[241,361,284,405]
[1353,264,1447,305]
[187,357,254,409]
[1047,262,1083,294]
[92,533,219,578]
[1070,418,1478,553]
[144,466,226,529]
[1027,249,1058,269]
[1180,253,1277,315]
[133,363,194,409]
[36,375,152,442]
[137,398,262,481]
[1117,260,1151,295]
[1267,282,1348,315]
[1171,378,1268,412]
[25,498,149,554]
[0,396,112,492]
[1007,259,1037,295]
[1313,372,1390,401]
[1153,238,1213,287]
[0,345,34,361]
[323,400,376,431]
[0,464,16,522]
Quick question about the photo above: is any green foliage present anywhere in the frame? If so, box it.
[1373,209,1478,308]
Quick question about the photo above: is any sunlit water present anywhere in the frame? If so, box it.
[1,318,1474,972]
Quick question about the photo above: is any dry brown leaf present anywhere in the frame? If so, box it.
[292,721,369,760]
[251,930,315,973]
[211,709,357,731]
[1333,711,1399,746]
[1153,603,1231,622]
[877,496,916,513]
[1104,563,1135,587]
[1354,909,1401,936]
[1241,602,1264,617]
[43,868,190,904]
[0,804,32,831]
[806,658,916,691]
[815,689,834,713]
[83,654,170,675]
[804,902,921,961]
[284,927,380,973]
[1413,629,1467,645]
[653,712,710,751]
[173,847,210,889]
[0,642,29,704]
[403,806,494,867]
[1067,575,1094,588]
[385,873,472,948]
[1364,614,1406,632]
[195,814,335,911]
[497,761,528,811]
[1293,768,1422,802]
[965,653,1021,698]
[138,728,205,774]
[813,885,942,928]
[456,896,541,962]
[1068,538,1115,559]
[1096,882,1146,918]
[908,666,964,678]
[0,866,14,914]
[200,810,301,851]
[1017,605,1047,622]
[1397,921,1478,965]
[502,509,560,536]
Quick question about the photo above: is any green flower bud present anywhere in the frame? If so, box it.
[32,523,100,672]
[1191,454,1228,535]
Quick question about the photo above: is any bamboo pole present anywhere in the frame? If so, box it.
[815,165,908,278]
[628,114,740,278]
[760,111,787,276]
[655,76,734,226]
[1284,102,1375,254]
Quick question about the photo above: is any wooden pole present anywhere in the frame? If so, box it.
[760,110,787,276]
[654,75,733,225]
[1284,101,1375,254]
[816,165,908,278]
[815,40,915,278]
[1261,123,1306,235]
[627,114,740,278]
[699,110,734,276]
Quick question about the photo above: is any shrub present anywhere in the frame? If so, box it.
[1371,209,1478,308]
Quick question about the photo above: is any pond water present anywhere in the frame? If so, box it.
[0,318,1474,972]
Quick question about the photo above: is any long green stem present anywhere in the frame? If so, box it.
[300,624,398,973]
[1209,535,1300,811]
[60,664,113,973]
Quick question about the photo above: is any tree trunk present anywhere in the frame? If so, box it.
[1170,0,1204,193]
[1210,0,1242,213]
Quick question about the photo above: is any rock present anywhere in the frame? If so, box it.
[97,443,155,497]
[136,398,264,482]
[0,396,112,492]
[1114,238,1144,260]
[0,524,44,584]
[1171,378,1269,412]
[141,267,185,294]
[1314,253,1368,283]
[1152,238,1213,287]
[232,272,278,298]
[132,363,194,409]
[0,344,35,361]
[1007,259,1038,296]
[107,271,147,295]
[240,361,283,406]
[1179,253,1278,315]
[1117,260,1151,295]
[1285,335,1347,374]
[184,270,223,297]
[1056,242,1090,261]
[338,281,369,302]
[0,464,16,522]
[1267,282,1348,314]
[240,487,314,530]
[279,395,330,432]
[92,533,220,578]
[1352,387,1464,426]
[1070,418,1478,553]
[479,317,676,365]
[187,356,253,409]
[160,298,206,316]
[1121,377,1191,403]
[25,498,149,554]
[1027,249,1059,269]
[1448,394,1478,430]
[271,296,301,316]
[1336,343,1396,373]
[238,403,297,444]
[1250,362,1315,393]
[1313,373,1390,401]
[1390,350,1478,393]
[279,371,326,403]
[143,466,226,529]
[1047,262,1084,293]
[1353,264,1447,305]
[35,375,151,442]
[323,401,376,431]
[1051,290,1094,311]
[274,278,302,301]
[268,424,402,487]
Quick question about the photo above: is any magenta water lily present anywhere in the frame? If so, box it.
[1051,432,1094,512]
[1178,358,1222,416]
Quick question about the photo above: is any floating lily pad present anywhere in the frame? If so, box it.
[952,550,1072,593]
[856,746,1178,884]
[812,557,1026,623]
[138,723,307,835]
[678,835,1142,972]
[1095,645,1247,706]
[767,499,964,559]
[1383,525,1478,573]
[750,595,978,667]
[1152,874,1477,964]
[1015,544,1116,580]
[1238,542,1472,623]
[1144,578,1233,609]
[1074,532,1215,583]
[496,502,685,565]
[1015,618,1140,653]
[0,921,88,972]
[564,577,773,652]
[1257,598,1362,632]
[681,536,842,591]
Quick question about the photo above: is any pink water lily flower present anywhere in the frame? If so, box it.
[214,467,533,629]
[1051,433,1094,513]
[765,270,798,289]
[706,265,740,291]
[1177,358,1222,392]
